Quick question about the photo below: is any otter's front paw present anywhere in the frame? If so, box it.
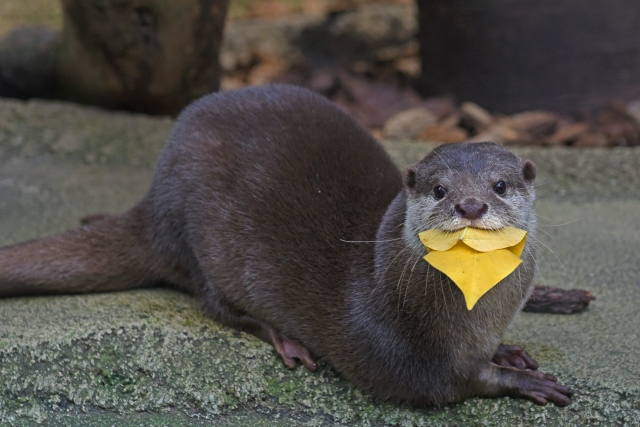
[511,369,573,407]
[470,357,573,406]
[493,344,538,370]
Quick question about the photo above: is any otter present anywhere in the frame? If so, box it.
[0,85,572,407]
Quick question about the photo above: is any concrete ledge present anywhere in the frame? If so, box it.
[0,98,638,426]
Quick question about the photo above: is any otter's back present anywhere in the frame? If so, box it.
[145,85,402,335]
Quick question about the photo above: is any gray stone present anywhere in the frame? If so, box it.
[0,0,228,115]
[0,98,638,426]
[0,26,60,100]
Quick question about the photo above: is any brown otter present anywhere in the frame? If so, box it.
[0,85,572,407]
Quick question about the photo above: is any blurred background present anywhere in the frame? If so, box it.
[2,0,640,147]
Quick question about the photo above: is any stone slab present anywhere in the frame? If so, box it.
[0,98,638,426]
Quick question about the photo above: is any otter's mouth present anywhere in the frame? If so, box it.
[440,224,506,233]
[418,226,528,310]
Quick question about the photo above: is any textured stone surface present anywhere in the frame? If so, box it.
[0,98,638,426]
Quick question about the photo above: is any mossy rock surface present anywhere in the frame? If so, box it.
[0,98,638,426]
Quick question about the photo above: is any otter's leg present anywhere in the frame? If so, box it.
[492,344,539,370]
[237,315,317,372]
[198,283,317,372]
[470,362,573,406]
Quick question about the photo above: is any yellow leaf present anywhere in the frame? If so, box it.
[418,228,462,251]
[458,227,527,253]
[419,227,528,310]
[419,226,527,253]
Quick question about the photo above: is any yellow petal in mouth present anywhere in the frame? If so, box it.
[418,227,528,310]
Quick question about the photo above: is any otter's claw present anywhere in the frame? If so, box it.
[514,369,574,407]
[493,344,539,370]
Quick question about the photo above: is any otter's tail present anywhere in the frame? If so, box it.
[0,207,164,297]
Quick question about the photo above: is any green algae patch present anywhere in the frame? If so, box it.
[4,288,629,427]
[514,342,564,364]
[6,412,311,427]
[1,294,638,426]
[0,99,172,167]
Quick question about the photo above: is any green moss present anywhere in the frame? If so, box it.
[0,263,638,425]
[519,342,564,363]
[0,99,172,168]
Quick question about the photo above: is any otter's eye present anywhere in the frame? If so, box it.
[433,186,447,200]
[493,181,507,195]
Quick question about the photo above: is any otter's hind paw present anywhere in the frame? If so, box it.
[268,329,317,372]
[523,285,595,314]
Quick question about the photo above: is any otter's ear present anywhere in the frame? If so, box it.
[522,160,536,184]
[403,167,417,190]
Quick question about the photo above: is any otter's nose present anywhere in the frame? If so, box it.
[455,200,488,220]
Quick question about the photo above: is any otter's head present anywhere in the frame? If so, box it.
[402,142,537,248]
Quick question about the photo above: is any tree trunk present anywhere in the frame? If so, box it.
[56,0,228,115]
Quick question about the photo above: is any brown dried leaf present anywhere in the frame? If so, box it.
[574,132,608,147]
[247,57,286,86]
[547,122,589,145]
[420,98,457,121]
[460,102,493,130]
[383,108,438,139]
[466,124,520,144]
[503,110,558,137]
[417,124,468,143]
